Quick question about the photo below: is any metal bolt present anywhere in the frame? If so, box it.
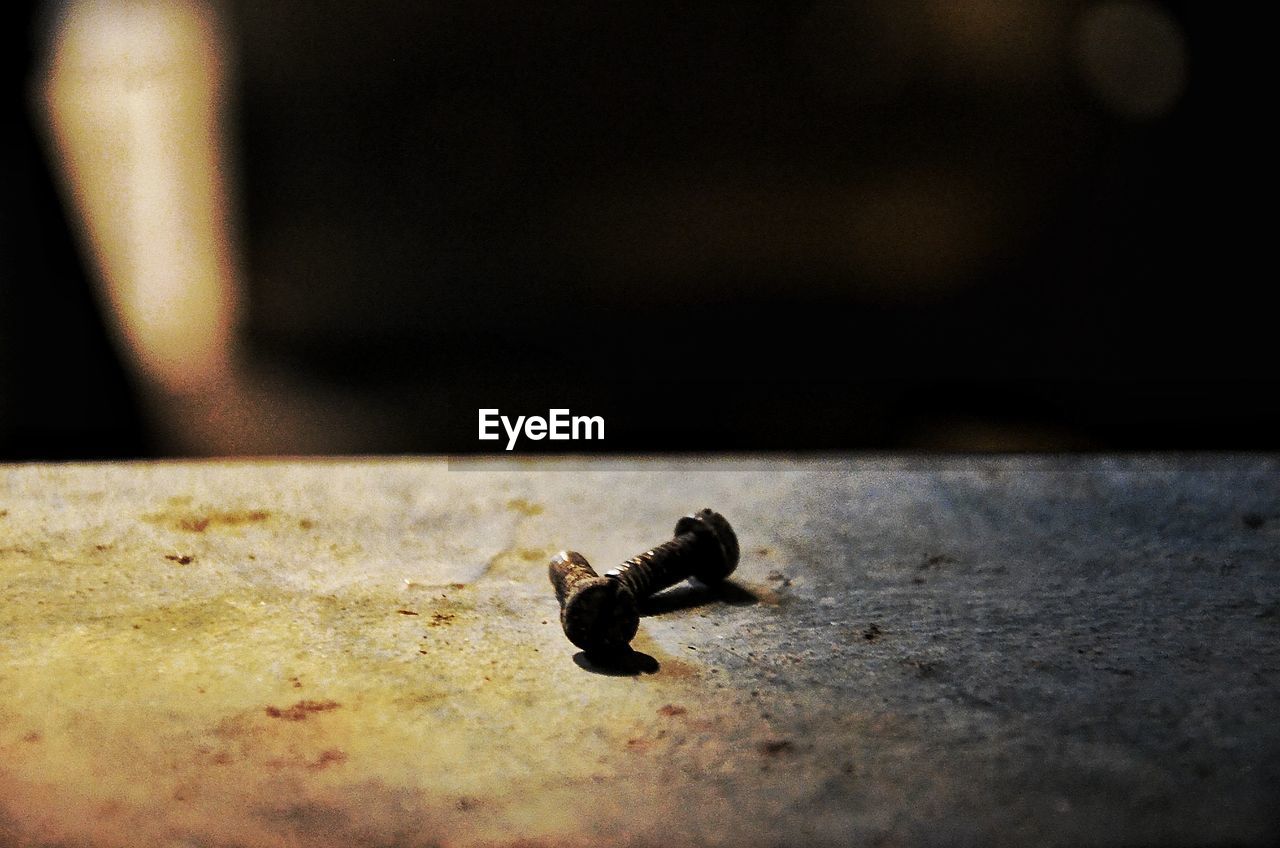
[549,550,639,654]
[604,508,740,600]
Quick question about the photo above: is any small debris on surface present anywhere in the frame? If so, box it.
[397,609,419,616]
[164,554,194,565]
[760,739,794,755]
[863,623,883,642]
[429,612,455,627]
[919,553,955,570]
[902,657,938,678]
[766,570,792,587]
[1241,513,1266,530]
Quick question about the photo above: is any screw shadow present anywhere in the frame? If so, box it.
[573,648,660,676]
[637,579,759,617]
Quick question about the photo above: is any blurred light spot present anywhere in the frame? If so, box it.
[903,416,1087,451]
[924,0,1066,85]
[1075,2,1188,120]
[562,167,1004,305]
[794,0,916,108]
[843,170,1000,299]
[40,0,239,392]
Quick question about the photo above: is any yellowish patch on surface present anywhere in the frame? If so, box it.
[505,498,545,517]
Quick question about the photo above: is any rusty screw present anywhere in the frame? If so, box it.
[549,550,639,654]
[604,508,740,600]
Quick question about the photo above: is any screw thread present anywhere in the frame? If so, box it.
[606,531,705,598]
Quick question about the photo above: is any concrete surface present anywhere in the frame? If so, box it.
[1,456,1277,847]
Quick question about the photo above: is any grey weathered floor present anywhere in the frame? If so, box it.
[1,456,1277,847]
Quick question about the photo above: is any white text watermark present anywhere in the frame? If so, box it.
[478,408,604,450]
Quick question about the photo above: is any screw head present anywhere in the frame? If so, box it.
[561,575,639,654]
[673,508,739,584]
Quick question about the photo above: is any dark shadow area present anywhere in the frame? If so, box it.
[572,648,659,677]
[6,3,1275,457]
[638,579,760,617]
[1,2,148,461]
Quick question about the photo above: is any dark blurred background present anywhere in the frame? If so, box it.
[1,0,1272,457]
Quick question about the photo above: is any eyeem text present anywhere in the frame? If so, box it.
[478,408,605,450]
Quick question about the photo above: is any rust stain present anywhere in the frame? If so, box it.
[628,632,701,679]
[145,508,271,533]
[659,659,699,680]
[307,749,348,771]
[752,584,783,606]
[505,498,544,517]
[264,699,341,721]
[657,704,687,717]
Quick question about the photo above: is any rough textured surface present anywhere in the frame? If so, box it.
[1,456,1278,847]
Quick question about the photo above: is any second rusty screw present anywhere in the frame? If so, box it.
[604,508,739,600]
